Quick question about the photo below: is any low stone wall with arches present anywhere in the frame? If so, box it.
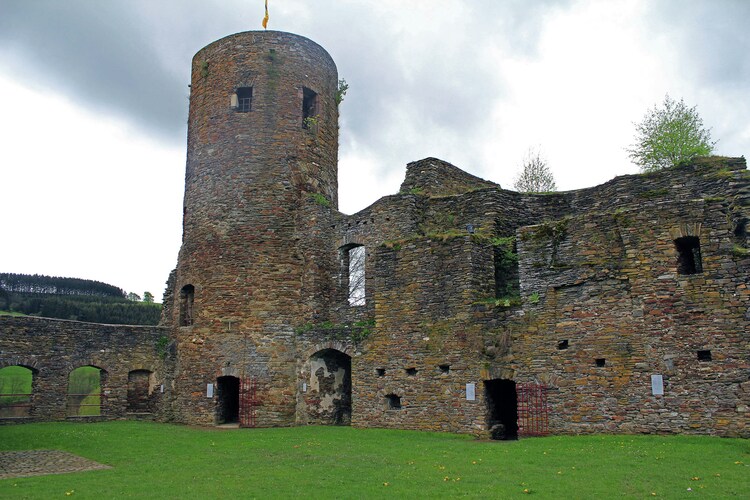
[0,316,167,422]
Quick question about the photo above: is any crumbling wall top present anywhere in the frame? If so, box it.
[399,157,499,197]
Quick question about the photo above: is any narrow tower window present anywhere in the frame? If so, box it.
[179,284,195,326]
[675,236,702,275]
[302,87,318,127]
[348,246,365,306]
[233,87,253,112]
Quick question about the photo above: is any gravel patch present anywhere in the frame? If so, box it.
[0,450,111,479]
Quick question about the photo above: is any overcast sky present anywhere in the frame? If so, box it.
[1,0,748,301]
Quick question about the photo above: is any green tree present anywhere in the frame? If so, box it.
[513,148,557,193]
[127,292,141,302]
[627,94,716,172]
[143,291,154,303]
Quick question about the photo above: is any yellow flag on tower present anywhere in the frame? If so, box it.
[262,0,269,29]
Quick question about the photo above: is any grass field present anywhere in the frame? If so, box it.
[0,422,748,498]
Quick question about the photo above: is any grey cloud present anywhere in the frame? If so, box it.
[0,0,192,143]
[0,0,584,172]
[647,0,750,88]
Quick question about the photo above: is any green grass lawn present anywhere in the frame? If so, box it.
[0,422,748,498]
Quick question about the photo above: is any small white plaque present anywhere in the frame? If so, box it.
[651,374,664,396]
[303,382,307,392]
[160,384,164,393]
[466,383,476,401]
[207,383,214,398]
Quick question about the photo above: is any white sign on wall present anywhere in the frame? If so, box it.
[207,383,214,398]
[466,383,476,401]
[651,375,664,396]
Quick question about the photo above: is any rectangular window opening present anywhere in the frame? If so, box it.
[385,394,401,410]
[235,87,252,113]
[697,350,712,361]
[375,368,385,377]
[344,245,365,306]
[493,234,520,300]
[557,340,569,350]
[438,364,450,374]
[405,367,417,376]
[302,87,318,127]
[675,236,703,275]
[595,358,606,367]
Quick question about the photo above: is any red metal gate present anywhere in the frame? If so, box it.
[516,383,549,436]
[239,377,258,428]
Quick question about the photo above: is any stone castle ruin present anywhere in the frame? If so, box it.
[2,31,748,438]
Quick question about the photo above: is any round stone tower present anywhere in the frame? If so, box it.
[167,31,339,426]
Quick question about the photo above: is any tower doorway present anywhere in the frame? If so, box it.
[216,376,240,424]
[306,349,351,425]
[484,379,518,440]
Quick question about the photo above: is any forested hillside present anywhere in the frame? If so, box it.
[0,273,161,325]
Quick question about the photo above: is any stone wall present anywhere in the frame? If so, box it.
[331,156,749,437]
[504,189,750,436]
[0,316,166,422]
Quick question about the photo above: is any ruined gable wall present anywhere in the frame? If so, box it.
[336,157,748,436]
[505,160,749,436]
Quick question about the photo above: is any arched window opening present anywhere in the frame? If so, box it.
[0,366,34,418]
[340,245,365,306]
[179,284,195,326]
[67,366,105,417]
[675,236,703,275]
[127,370,156,414]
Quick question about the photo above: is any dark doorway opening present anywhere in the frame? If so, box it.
[484,379,518,440]
[216,376,240,424]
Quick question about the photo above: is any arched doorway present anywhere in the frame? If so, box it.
[307,349,351,425]
[216,376,240,424]
[67,366,106,417]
